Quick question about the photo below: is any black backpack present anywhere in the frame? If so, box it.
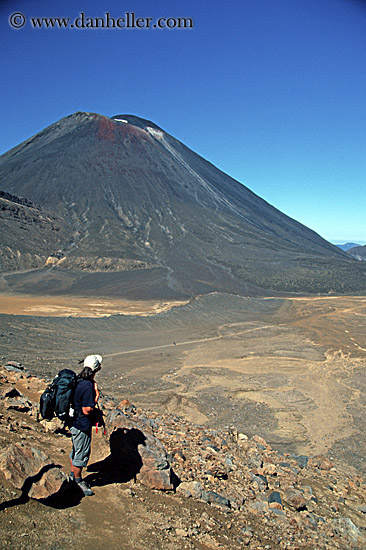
[40,369,77,423]
[40,385,57,421]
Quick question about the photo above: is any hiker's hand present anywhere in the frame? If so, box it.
[94,382,100,403]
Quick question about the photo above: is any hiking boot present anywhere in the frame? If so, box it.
[76,480,94,496]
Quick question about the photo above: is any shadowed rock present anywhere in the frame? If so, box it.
[88,409,178,491]
[0,442,67,499]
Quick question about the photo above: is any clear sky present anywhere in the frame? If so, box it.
[1,0,365,244]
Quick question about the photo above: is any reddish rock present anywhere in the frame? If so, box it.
[138,466,173,491]
[118,399,131,408]
[269,501,283,510]
[309,455,334,470]
[282,488,306,510]
[252,435,268,447]
[177,481,204,499]
[173,449,186,463]
[0,442,67,499]
[106,409,176,491]
[262,462,277,476]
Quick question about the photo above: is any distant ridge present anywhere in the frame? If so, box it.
[336,243,363,252]
[0,111,365,297]
[0,190,69,272]
[346,245,366,261]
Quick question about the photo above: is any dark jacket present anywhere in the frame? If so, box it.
[73,379,95,433]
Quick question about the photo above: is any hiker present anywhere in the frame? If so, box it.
[69,354,102,496]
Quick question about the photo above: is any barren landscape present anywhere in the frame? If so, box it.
[2,1,366,546]
[1,112,365,547]
[1,291,365,475]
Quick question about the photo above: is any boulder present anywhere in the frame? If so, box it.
[40,417,64,432]
[291,454,309,469]
[177,480,204,499]
[0,382,33,412]
[268,491,283,507]
[250,472,268,492]
[139,468,174,491]
[4,395,32,412]
[262,461,277,476]
[202,490,231,509]
[309,455,333,471]
[0,385,21,399]
[117,399,136,414]
[105,409,177,491]
[246,449,263,469]
[252,435,268,448]
[248,501,268,513]
[282,488,307,511]
[5,361,24,371]
[175,528,189,538]
[0,442,67,499]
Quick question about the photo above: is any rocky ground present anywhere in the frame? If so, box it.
[2,293,366,476]
[1,362,366,549]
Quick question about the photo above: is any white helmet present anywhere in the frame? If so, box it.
[83,354,102,372]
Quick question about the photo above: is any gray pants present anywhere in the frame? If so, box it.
[69,427,91,468]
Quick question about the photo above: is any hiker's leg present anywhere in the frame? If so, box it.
[69,427,91,478]
[71,463,83,478]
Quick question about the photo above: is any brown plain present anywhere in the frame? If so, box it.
[0,293,188,317]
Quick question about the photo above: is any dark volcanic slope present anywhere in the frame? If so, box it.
[0,111,365,296]
[0,191,70,271]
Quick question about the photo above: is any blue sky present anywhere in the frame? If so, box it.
[1,0,365,243]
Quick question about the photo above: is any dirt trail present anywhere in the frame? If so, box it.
[104,325,274,357]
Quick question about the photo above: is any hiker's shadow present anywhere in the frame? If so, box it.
[0,464,83,511]
[85,427,146,486]
[0,428,147,511]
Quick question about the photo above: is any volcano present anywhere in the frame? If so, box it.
[0,112,365,298]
